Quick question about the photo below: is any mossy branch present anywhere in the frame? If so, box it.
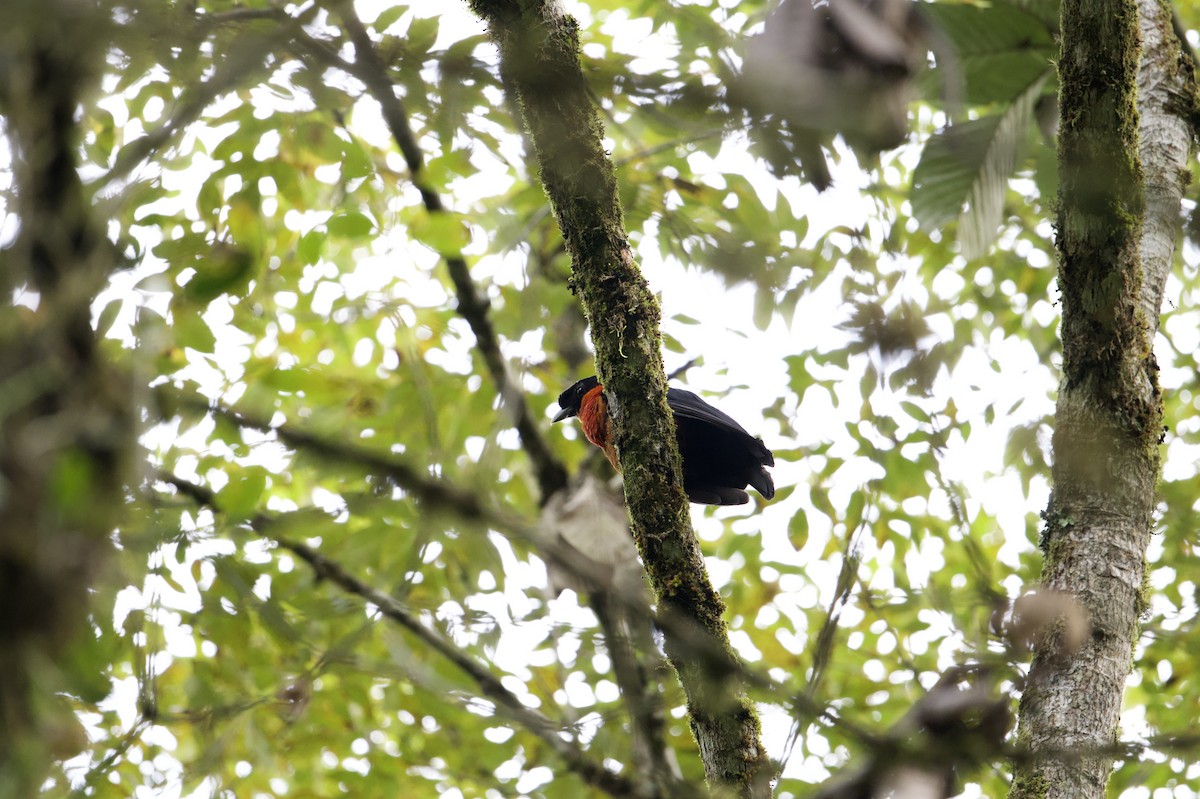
[467,2,771,795]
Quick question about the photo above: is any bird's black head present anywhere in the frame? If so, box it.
[552,375,600,422]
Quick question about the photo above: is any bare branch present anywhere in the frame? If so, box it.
[159,472,645,799]
[333,2,569,503]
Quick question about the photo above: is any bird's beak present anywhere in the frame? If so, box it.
[552,407,576,423]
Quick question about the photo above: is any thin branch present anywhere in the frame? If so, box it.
[778,521,863,777]
[161,390,896,758]
[613,129,726,168]
[924,420,1005,606]
[806,527,863,699]
[666,358,700,381]
[68,719,152,798]
[333,1,569,503]
[172,390,512,526]
[591,594,679,797]
[1014,730,1200,765]
[160,472,643,799]
[195,8,292,28]
[101,7,318,190]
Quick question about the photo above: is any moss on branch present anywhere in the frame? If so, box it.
[468,1,771,794]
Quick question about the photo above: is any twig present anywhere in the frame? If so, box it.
[666,358,700,381]
[159,390,893,756]
[777,521,864,777]
[195,7,292,28]
[160,472,643,799]
[334,2,569,503]
[101,6,318,189]
[613,128,726,168]
[68,718,152,796]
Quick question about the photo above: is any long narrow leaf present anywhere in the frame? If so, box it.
[911,70,1051,258]
[959,72,1050,258]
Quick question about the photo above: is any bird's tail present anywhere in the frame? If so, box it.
[750,467,775,501]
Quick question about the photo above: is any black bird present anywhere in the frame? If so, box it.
[553,376,775,506]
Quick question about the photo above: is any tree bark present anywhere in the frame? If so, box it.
[1009,0,1191,796]
[468,2,772,796]
[1134,0,1195,337]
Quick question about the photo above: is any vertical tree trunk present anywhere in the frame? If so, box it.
[1009,0,1190,795]
[0,3,130,792]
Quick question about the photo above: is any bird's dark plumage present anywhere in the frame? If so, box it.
[553,376,775,506]
[553,376,602,423]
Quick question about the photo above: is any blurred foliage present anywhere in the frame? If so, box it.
[13,0,1200,797]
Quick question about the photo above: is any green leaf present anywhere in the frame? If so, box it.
[88,107,116,161]
[327,211,376,239]
[174,312,216,353]
[96,297,123,337]
[407,16,439,55]
[261,367,311,393]
[960,53,1055,106]
[900,401,930,423]
[373,6,407,34]
[844,491,865,533]
[923,2,1054,57]
[911,71,1050,258]
[922,2,1055,105]
[424,149,474,191]
[227,193,265,254]
[220,469,268,520]
[298,229,326,265]
[341,141,373,180]
[410,211,471,257]
[183,244,256,303]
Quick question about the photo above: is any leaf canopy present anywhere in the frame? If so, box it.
[10,1,1200,798]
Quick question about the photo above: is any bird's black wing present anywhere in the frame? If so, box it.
[666,388,752,435]
[667,388,773,462]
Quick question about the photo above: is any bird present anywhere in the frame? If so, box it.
[552,375,775,506]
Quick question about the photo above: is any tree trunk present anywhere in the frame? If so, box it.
[0,3,131,792]
[1009,0,1191,795]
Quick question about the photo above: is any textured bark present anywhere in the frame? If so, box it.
[469,2,771,796]
[0,2,131,792]
[1135,0,1195,337]
[1008,0,1191,796]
